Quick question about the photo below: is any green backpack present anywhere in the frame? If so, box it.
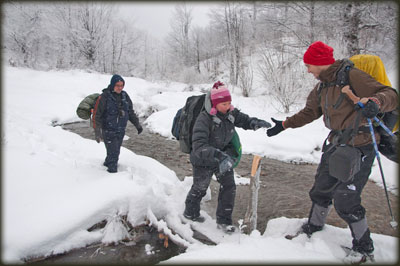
[231,130,242,168]
[76,93,101,120]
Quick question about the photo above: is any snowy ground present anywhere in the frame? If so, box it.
[2,66,398,264]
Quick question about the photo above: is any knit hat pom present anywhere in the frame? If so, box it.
[303,41,335,66]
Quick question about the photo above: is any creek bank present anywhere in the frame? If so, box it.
[29,120,397,264]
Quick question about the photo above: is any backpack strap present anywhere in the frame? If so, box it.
[92,95,102,129]
[336,59,354,86]
[328,108,363,148]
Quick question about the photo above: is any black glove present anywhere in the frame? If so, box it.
[362,99,379,119]
[250,119,272,130]
[95,128,102,143]
[215,150,235,174]
[266,118,284,137]
[136,125,143,134]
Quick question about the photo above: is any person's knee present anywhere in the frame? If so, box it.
[188,184,208,199]
[219,172,235,187]
[334,193,365,224]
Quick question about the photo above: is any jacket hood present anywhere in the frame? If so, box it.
[204,91,212,114]
[109,74,125,91]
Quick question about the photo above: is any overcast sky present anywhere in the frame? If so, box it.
[118,2,222,38]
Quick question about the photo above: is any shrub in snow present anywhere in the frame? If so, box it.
[101,215,131,245]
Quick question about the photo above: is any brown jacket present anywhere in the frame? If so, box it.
[284,60,398,146]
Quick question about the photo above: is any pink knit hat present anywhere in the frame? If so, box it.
[210,81,234,115]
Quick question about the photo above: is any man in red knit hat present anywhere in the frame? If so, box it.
[267,41,398,261]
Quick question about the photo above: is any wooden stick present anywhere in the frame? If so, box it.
[244,155,262,234]
[341,85,368,105]
[251,155,262,177]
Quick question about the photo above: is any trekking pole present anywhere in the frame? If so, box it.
[342,86,398,229]
[372,116,396,137]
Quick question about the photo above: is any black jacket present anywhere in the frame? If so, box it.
[94,87,140,132]
[190,103,254,167]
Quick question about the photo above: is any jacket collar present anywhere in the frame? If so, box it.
[319,60,343,83]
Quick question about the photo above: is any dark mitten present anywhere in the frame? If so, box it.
[136,125,143,134]
[95,128,102,143]
[215,150,235,174]
[250,119,272,130]
[266,118,284,137]
[362,99,380,119]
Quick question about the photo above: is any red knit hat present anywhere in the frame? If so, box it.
[303,41,335,65]
[210,81,234,115]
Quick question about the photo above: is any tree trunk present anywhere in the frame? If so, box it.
[343,3,362,56]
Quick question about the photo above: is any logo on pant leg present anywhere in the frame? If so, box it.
[347,184,356,191]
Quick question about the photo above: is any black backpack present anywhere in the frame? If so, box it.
[318,58,398,162]
[171,93,243,167]
[172,94,206,153]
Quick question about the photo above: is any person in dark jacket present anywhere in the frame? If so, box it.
[267,41,398,259]
[183,81,271,233]
[93,74,143,173]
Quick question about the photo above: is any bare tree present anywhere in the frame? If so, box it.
[214,2,246,86]
[257,46,312,113]
[3,1,397,85]
[168,3,193,67]
[200,23,225,80]
[238,58,254,97]
[342,2,364,56]
[341,2,397,58]
[3,3,44,67]
[191,26,202,74]
[109,22,127,74]
[258,2,318,48]
[51,3,113,69]
[248,1,259,55]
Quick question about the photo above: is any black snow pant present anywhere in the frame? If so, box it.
[308,143,376,252]
[184,165,236,225]
[103,129,125,172]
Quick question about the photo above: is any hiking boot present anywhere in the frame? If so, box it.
[301,223,323,237]
[353,240,374,256]
[107,168,117,173]
[217,223,236,234]
[343,248,375,264]
[183,213,205,223]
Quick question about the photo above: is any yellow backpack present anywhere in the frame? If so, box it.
[350,54,398,132]
[317,54,398,162]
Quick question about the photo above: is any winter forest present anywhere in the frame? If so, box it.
[3,1,398,112]
[2,1,399,264]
